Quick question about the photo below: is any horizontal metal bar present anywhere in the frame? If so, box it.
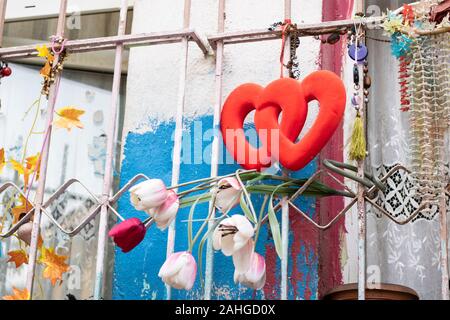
[0,29,209,59]
[207,16,384,50]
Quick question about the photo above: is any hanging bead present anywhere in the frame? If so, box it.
[363,75,372,89]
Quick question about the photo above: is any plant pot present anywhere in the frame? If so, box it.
[322,283,419,300]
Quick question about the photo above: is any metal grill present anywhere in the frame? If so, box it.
[0,0,448,301]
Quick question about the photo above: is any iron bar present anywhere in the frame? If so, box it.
[439,188,449,300]
[165,0,192,300]
[93,0,128,300]
[204,0,226,300]
[25,0,68,299]
[0,0,6,47]
[280,0,291,301]
[207,16,383,50]
[0,29,208,60]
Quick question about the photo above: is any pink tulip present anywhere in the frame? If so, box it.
[232,239,255,273]
[108,218,146,253]
[234,252,266,290]
[158,251,197,290]
[215,177,242,213]
[129,179,169,211]
[212,215,255,256]
[147,190,179,231]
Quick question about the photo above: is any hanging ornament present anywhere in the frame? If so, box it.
[0,61,12,78]
[348,28,367,161]
[348,43,368,62]
[17,221,33,246]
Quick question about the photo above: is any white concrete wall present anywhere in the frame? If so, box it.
[122,0,323,137]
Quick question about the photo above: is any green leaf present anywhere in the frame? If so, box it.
[239,193,257,224]
[187,197,201,252]
[197,216,226,293]
[268,193,283,259]
[179,193,211,208]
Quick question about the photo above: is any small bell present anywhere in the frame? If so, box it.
[17,220,33,246]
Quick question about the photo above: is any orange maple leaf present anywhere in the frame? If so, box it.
[11,195,34,224]
[0,148,5,173]
[53,107,85,131]
[7,250,29,268]
[2,287,30,300]
[40,61,52,79]
[39,247,70,286]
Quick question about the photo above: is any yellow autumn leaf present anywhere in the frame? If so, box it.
[11,195,34,224]
[36,45,51,59]
[9,153,40,192]
[2,287,30,300]
[39,247,70,286]
[7,250,29,268]
[9,159,24,175]
[0,148,5,173]
[53,107,85,131]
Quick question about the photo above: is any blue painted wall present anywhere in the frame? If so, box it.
[112,115,318,300]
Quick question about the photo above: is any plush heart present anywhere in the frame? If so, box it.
[220,70,346,171]
[220,78,307,171]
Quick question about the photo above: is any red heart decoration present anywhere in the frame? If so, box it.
[220,78,307,171]
[220,70,346,171]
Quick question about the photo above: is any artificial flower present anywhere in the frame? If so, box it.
[234,252,266,290]
[148,190,179,231]
[158,251,197,290]
[130,179,169,211]
[212,214,254,256]
[215,177,242,213]
[108,218,146,253]
[232,238,255,273]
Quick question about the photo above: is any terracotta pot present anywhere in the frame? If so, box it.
[322,283,419,300]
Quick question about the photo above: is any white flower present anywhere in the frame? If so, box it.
[130,179,168,211]
[212,215,254,256]
[234,252,266,290]
[148,190,179,231]
[215,177,242,213]
[158,251,197,290]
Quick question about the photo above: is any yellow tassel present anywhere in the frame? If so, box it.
[349,114,366,161]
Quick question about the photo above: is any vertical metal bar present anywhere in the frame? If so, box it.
[204,0,225,300]
[355,0,367,301]
[280,0,291,301]
[439,191,449,300]
[166,0,191,300]
[26,0,68,299]
[93,0,128,300]
[0,0,7,47]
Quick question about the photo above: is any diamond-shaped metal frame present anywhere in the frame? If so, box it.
[0,174,151,238]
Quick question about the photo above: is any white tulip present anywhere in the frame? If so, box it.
[129,179,168,211]
[148,190,179,231]
[212,214,254,256]
[215,177,242,213]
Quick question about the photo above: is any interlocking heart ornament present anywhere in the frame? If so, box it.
[220,70,346,171]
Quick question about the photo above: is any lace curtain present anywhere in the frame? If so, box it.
[365,12,450,299]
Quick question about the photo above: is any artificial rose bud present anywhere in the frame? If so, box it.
[108,218,146,253]
[148,190,179,231]
[158,251,197,290]
[129,179,169,211]
[215,177,242,213]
